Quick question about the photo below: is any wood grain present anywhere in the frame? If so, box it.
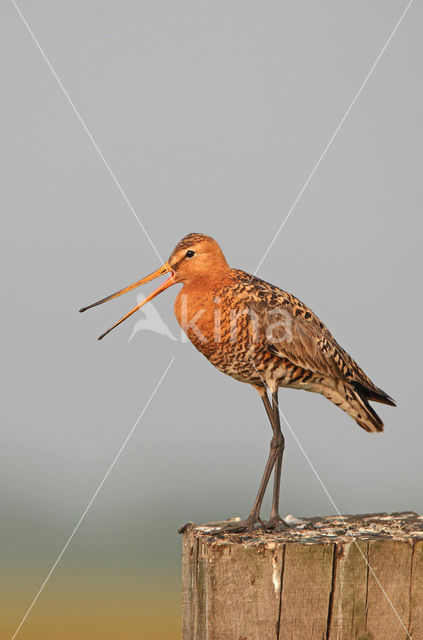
[327,540,368,640]
[409,539,423,640]
[366,539,413,640]
[278,542,334,640]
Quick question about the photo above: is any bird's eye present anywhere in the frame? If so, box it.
[185,250,195,258]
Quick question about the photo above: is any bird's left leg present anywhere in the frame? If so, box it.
[216,390,279,533]
[268,390,288,530]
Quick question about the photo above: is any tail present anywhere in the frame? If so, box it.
[347,381,396,433]
[319,380,396,433]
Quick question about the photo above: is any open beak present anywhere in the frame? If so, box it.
[79,262,174,340]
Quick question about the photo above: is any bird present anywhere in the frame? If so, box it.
[80,233,395,531]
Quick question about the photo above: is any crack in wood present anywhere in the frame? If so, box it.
[408,542,415,638]
[364,540,370,639]
[276,544,286,640]
[325,543,337,639]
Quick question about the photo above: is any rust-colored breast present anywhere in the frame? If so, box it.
[174,270,278,385]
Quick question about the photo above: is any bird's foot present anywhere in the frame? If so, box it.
[262,515,290,531]
[178,514,290,536]
[217,514,261,533]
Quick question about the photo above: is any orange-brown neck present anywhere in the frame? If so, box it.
[180,263,231,290]
[173,268,233,344]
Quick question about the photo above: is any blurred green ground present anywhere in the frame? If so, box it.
[2,511,182,639]
[2,570,180,639]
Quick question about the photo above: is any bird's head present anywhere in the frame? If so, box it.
[168,233,229,284]
[79,233,229,340]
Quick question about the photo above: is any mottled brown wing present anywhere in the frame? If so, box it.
[250,300,373,387]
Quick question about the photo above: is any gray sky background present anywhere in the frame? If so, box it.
[1,0,422,634]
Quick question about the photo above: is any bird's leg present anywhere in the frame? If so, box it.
[268,391,288,529]
[220,439,278,532]
[219,391,284,533]
[252,393,279,523]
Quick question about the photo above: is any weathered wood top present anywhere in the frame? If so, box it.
[180,511,423,545]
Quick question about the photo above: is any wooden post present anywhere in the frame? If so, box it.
[181,512,423,640]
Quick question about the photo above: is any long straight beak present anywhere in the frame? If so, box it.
[79,262,174,340]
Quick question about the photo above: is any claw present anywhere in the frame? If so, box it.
[265,516,290,531]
